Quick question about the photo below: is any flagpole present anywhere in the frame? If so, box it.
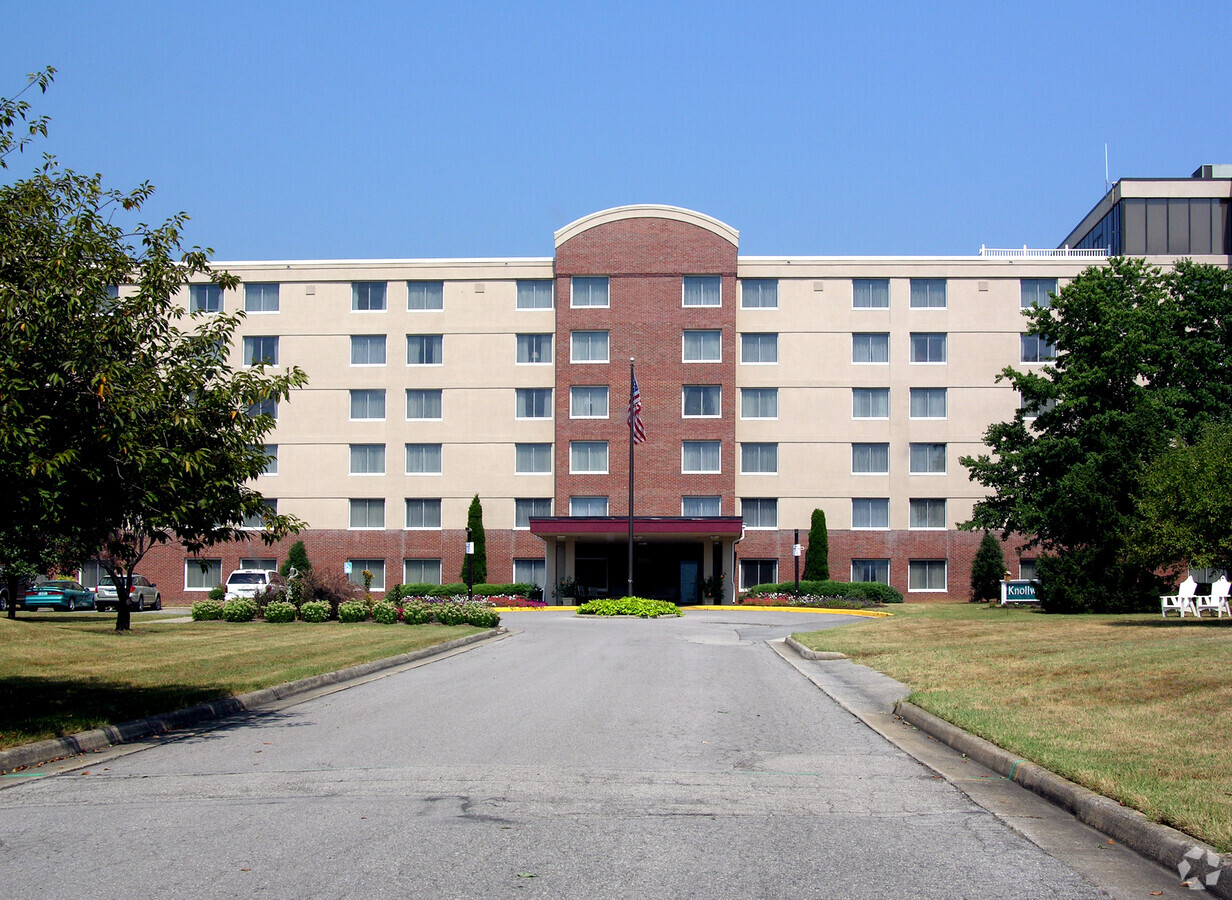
[627,358,635,598]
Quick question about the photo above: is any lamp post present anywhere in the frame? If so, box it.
[466,527,474,602]
[793,528,801,595]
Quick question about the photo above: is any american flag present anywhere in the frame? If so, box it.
[628,373,646,444]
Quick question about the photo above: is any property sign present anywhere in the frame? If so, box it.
[465,542,475,555]
[792,544,802,557]
[1000,579,1038,605]
[343,561,353,575]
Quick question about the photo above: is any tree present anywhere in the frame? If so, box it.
[0,69,308,630]
[280,540,312,578]
[461,495,487,584]
[961,257,1232,612]
[802,508,829,581]
[970,532,1006,602]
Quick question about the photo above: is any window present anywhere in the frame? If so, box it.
[851,559,890,584]
[570,496,608,516]
[262,444,277,475]
[683,275,721,307]
[514,559,547,588]
[571,276,609,308]
[910,333,947,363]
[852,388,889,419]
[190,284,222,313]
[350,334,386,366]
[247,397,278,419]
[406,389,442,420]
[910,387,947,419]
[517,280,553,309]
[682,385,721,417]
[1020,392,1058,419]
[909,560,947,591]
[852,498,889,529]
[909,498,946,529]
[350,443,385,475]
[515,498,552,528]
[348,559,385,591]
[407,334,443,365]
[349,499,384,529]
[350,389,385,420]
[682,440,721,473]
[243,337,278,367]
[853,333,889,363]
[740,559,778,589]
[239,557,276,571]
[852,279,890,309]
[405,498,442,529]
[1020,278,1057,309]
[352,282,386,311]
[852,443,889,474]
[517,333,553,364]
[516,388,552,419]
[570,441,608,474]
[910,279,947,308]
[405,443,443,475]
[571,330,609,363]
[404,559,442,585]
[407,281,443,310]
[741,388,778,419]
[742,498,777,528]
[1020,558,1038,581]
[515,443,552,474]
[683,496,721,516]
[741,333,778,364]
[241,500,277,530]
[741,443,777,474]
[185,559,222,590]
[683,329,721,362]
[910,443,947,474]
[245,283,279,313]
[570,385,608,418]
[1021,334,1056,363]
[741,279,777,309]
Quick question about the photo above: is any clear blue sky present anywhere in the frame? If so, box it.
[6,1,1230,260]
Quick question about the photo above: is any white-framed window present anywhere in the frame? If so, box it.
[350,334,386,366]
[350,443,385,475]
[262,444,278,476]
[1019,558,1038,580]
[741,278,778,309]
[909,498,946,529]
[852,443,889,474]
[406,389,442,420]
[910,443,947,474]
[404,559,442,586]
[571,330,609,363]
[517,280,553,309]
[405,498,442,529]
[247,397,278,419]
[570,385,609,418]
[516,333,553,364]
[740,559,778,589]
[515,443,552,474]
[348,559,386,591]
[243,336,278,366]
[741,443,777,474]
[513,558,547,589]
[185,559,222,591]
[241,500,277,530]
[571,276,609,308]
[407,334,443,365]
[853,279,889,309]
[910,387,947,419]
[352,282,386,311]
[190,284,222,314]
[741,388,778,419]
[851,559,890,584]
[683,329,721,362]
[405,443,443,475]
[245,283,279,313]
[741,333,778,364]
[515,498,552,528]
[683,275,721,307]
[350,389,385,420]
[239,557,276,571]
[910,279,947,308]
[853,333,889,363]
[682,385,721,417]
[910,333,947,363]
[1021,278,1057,309]
[852,388,889,419]
[407,281,444,310]
[1021,334,1057,363]
[682,496,721,516]
[570,496,609,516]
[516,388,552,419]
[909,559,947,591]
[682,440,721,474]
[742,498,778,528]
[852,498,889,529]
[349,498,385,529]
[1020,392,1058,420]
[570,441,609,474]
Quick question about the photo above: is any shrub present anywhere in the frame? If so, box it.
[971,531,1006,602]
[222,598,257,622]
[803,508,830,581]
[401,600,433,625]
[338,600,369,623]
[288,576,310,608]
[576,597,681,618]
[462,602,501,628]
[191,600,224,621]
[372,601,398,624]
[385,583,404,604]
[300,600,329,623]
[264,600,297,623]
[252,583,287,613]
[745,580,903,604]
[300,568,359,618]
[434,601,467,625]
[280,540,311,578]
[207,584,226,603]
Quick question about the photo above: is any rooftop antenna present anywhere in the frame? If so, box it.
[1104,143,1110,194]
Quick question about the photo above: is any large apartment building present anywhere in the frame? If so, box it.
[130,168,1232,604]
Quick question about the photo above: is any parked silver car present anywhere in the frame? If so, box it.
[95,574,162,611]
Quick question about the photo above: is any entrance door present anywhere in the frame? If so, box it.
[679,560,700,605]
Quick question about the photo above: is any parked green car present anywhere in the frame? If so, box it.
[20,579,96,611]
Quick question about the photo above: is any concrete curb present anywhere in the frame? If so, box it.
[0,628,502,776]
[894,701,1230,898]
[783,635,848,660]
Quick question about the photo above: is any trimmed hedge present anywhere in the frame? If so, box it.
[371,601,398,624]
[577,597,682,618]
[745,580,903,604]
[300,600,329,623]
[338,601,369,623]
[222,598,257,622]
[393,582,535,599]
[264,600,297,623]
[191,600,224,621]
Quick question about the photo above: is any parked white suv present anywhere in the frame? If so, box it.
[223,569,285,601]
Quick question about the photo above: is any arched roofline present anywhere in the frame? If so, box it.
[554,205,739,249]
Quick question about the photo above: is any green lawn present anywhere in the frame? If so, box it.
[0,613,483,750]
[794,603,1232,853]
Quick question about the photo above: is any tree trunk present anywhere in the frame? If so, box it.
[5,575,17,619]
[114,582,131,632]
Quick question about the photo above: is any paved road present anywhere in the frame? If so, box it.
[0,610,1150,898]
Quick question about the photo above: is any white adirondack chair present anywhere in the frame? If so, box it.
[1194,576,1231,618]
[1161,576,1199,617]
